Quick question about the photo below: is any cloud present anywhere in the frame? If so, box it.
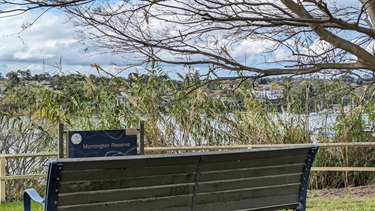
[0,10,125,76]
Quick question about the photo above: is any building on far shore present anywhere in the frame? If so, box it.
[251,85,283,100]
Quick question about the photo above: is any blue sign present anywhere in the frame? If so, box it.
[67,130,137,158]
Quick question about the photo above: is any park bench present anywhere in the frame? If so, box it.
[24,145,318,211]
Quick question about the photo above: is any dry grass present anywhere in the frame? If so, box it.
[307,186,375,210]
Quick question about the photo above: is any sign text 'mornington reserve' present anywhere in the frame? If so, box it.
[83,143,131,150]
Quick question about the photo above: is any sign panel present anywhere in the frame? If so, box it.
[67,130,137,158]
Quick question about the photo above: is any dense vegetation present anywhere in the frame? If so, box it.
[0,67,374,201]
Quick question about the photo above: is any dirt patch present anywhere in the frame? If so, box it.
[308,185,375,200]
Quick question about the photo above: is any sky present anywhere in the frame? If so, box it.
[0,10,126,77]
[0,8,213,79]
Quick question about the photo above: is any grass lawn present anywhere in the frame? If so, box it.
[306,186,375,210]
[307,198,375,210]
[0,201,43,211]
[1,186,374,211]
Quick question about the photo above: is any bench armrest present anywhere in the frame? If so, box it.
[23,188,44,211]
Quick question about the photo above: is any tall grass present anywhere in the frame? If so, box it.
[0,67,374,200]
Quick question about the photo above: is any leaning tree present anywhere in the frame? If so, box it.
[1,0,375,81]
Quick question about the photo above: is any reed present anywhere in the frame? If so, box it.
[0,66,374,200]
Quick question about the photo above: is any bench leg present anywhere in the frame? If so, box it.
[296,203,305,211]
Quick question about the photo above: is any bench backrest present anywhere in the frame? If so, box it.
[43,145,318,211]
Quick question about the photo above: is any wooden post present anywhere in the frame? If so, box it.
[0,156,6,203]
[139,121,145,155]
[345,147,349,187]
[58,123,64,158]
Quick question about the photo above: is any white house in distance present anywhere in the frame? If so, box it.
[251,85,283,100]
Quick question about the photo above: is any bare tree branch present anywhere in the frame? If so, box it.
[1,0,375,80]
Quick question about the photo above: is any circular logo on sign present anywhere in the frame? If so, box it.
[71,133,82,145]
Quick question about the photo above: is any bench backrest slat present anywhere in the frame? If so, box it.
[59,194,194,211]
[60,163,198,182]
[201,154,308,171]
[196,183,300,203]
[200,163,304,181]
[60,173,196,193]
[198,173,302,193]
[196,195,300,211]
[59,183,195,207]
[58,147,310,170]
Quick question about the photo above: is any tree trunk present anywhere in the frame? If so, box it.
[360,0,375,28]
[281,0,375,68]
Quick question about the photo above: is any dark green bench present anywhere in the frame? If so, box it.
[24,145,318,211]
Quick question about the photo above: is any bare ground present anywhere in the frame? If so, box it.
[308,185,375,200]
